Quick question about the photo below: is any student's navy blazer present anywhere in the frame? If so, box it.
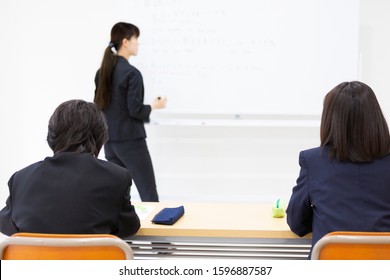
[0,152,140,237]
[287,146,390,252]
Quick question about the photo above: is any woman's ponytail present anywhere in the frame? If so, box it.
[94,44,117,110]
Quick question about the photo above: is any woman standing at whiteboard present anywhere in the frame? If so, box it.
[94,22,167,202]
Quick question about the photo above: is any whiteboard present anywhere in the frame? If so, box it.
[118,0,359,115]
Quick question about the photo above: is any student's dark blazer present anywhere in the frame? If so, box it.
[286,146,390,253]
[0,152,140,238]
[94,56,152,141]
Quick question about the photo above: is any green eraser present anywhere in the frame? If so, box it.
[272,206,285,218]
[272,198,285,218]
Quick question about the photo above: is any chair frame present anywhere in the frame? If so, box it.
[311,231,390,260]
[0,233,133,260]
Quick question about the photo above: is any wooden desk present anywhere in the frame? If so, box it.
[127,202,311,260]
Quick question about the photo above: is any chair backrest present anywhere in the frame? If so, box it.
[0,233,133,260]
[311,231,390,260]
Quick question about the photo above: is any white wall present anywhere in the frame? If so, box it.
[0,0,389,206]
[359,0,390,118]
[143,120,319,203]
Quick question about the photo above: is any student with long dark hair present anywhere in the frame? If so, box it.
[94,22,167,202]
[286,81,390,257]
[0,100,140,237]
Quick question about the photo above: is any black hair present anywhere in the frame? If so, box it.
[320,81,390,162]
[47,99,108,156]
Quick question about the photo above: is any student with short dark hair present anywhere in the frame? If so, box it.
[286,81,390,256]
[0,100,140,238]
